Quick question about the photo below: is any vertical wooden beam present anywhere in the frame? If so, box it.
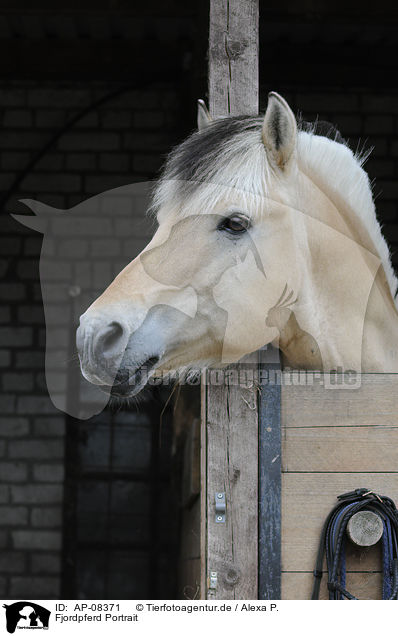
[209,0,259,117]
[204,0,259,600]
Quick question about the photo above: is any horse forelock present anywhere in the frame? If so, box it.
[152,115,352,221]
[152,116,272,219]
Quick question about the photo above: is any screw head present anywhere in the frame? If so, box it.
[217,493,223,499]
[217,515,223,521]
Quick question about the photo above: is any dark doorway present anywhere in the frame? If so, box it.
[63,387,179,599]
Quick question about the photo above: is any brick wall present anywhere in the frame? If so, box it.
[0,80,183,598]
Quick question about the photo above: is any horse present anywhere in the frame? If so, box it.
[76,92,398,398]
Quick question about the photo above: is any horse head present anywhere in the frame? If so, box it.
[76,93,316,397]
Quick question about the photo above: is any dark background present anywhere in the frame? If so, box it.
[1,0,398,599]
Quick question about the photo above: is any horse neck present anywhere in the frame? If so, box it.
[287,171,398,373]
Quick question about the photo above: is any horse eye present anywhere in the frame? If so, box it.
[219,215,251,234]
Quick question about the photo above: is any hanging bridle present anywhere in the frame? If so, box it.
[312,488,398,600]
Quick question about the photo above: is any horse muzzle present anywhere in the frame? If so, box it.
[76,316,130,383]
[76,311,164,397]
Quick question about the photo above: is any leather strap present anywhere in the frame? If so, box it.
[311,489,398,600]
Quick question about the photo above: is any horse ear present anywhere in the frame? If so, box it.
[262,92,297,169]
[11,214,46,233]
[11,199,63,234]
[197,99,212,131]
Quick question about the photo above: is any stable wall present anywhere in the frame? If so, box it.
[281,373,398,599]
[0,80,183,598]
[2,4,398,599]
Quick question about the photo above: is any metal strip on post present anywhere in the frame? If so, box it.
[258,347,282,599]
[204,0,260,600]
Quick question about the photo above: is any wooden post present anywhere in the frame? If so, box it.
[203,0,259,600]
[208,0,259,117]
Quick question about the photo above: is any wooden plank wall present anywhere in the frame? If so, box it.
[203,0,260,600]
[281,373,398,599]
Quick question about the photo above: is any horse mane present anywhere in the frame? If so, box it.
[297,125,398,302]
[153,114,398,302]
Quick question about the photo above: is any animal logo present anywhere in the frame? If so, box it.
[2,602,50,633]
[11,182,155,419]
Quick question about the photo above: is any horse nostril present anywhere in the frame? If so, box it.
[96,321,126,357]
[103,321,124,348]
